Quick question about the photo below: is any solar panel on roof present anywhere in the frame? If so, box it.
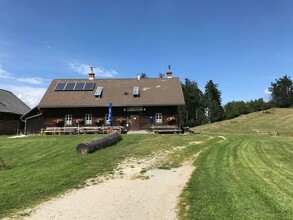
[94,86,103,98]
[64,82,76,91]
[74,82,85,91]
[54,82,66,91]
[84,82,96,91]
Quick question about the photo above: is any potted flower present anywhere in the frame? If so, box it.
[56,118,63,124]
[117,117,127,124]
[96,118,104,124]
[76,118,84,124]
[166,116,176,124]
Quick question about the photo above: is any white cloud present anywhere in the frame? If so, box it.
[69,61,118,78]
[0,65,48,108]
[0,84,46,108]
[264,88,271,95]
[0,64,13,78]
[17,77,45,85]
[0,65,46,85]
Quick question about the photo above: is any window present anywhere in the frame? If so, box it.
[65,115,72,126]
[94,86,103,98]
[155,113,163,124]
[133,86,140,98]
[105,114,110,125]
[85,114,92,125]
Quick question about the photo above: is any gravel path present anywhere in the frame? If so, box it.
[8,147,198,220]
[19,165,194,220]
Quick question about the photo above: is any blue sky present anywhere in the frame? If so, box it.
[0,0,292,107]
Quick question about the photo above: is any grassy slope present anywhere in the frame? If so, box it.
[0,134,205,219]
[1,108,292,219]
[179,108,293,219]
[193,108,293,136]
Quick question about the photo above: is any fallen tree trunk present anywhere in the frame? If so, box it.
[76,131,122,154]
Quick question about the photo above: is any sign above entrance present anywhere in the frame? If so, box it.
[127,106,144,112]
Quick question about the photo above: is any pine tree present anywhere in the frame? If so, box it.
[180,78,205,126]
[158,73,165,78]
[204,80,224,123]
[140,73,148,78]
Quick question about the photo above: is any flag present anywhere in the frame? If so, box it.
[108,102,112,126]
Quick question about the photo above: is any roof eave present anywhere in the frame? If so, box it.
[38,103,185,108]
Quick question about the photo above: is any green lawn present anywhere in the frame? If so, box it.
[0,134,203,219]
[179,108,293,219]
[194,108,293,136]
[1,108,293,219]
[178,134,293,219]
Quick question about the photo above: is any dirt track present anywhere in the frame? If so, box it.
[10,150,196,220]
[19,165,193,220]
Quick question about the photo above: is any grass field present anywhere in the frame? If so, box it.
[178,135,293,219]
[0,134,205,219]
[194,108,293,136]
[178,108,293,219]
[0,108,292,219]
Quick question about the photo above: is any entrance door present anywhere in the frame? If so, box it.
[130,115,139,130]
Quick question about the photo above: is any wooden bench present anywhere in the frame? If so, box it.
[79,127,104,134]
[58,127,77,135]
[148,125,181,134]
[42,126,127,135]
[42,127,77,135]
[42,127,60,135]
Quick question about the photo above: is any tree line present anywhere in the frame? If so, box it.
[180,75,292,127]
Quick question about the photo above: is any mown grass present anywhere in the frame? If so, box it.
[178,107,293,219]
[0,134,204,219]
[178,135,293,219]
[1,108,292,219]
[194,108,293,136]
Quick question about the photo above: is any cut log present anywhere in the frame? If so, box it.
[76,131,122,154]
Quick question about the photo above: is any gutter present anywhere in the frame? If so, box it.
[23,112,43,135]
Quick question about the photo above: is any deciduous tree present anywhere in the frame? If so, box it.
[269,75,293,108]
[224,98,269,119]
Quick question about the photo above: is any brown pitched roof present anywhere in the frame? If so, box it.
[38,77,185,108]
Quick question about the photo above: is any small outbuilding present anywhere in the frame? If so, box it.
[0,89,30,134]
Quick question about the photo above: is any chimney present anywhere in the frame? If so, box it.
[166,65,172,78]
[89,67,95,80]
[137,74,141,80]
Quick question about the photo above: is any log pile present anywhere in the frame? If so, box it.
[76,131,122,154]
